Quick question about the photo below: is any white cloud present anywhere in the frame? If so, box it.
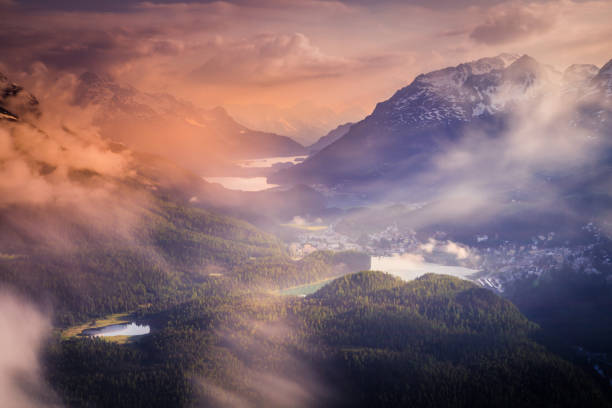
[0,290,61,407]
[191,33,359,85]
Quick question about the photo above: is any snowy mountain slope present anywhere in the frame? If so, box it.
[271,54,612,188]
[569,59,612,134]
[561,64,599,97]
[592,59,612,99]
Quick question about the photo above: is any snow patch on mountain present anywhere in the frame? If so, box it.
[561,64,599,97]
[372,54,549,130]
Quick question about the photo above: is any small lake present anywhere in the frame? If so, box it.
[371,255,478,281]
[204,155,307,191]
[236,155,307,168]
[82,322,150,337]
[203,176,279,191]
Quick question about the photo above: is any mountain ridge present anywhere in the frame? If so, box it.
[308,122,353,154]
[74,72,306,175]
[270,54,611,188]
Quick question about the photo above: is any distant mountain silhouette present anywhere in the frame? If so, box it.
[75,72,306,175]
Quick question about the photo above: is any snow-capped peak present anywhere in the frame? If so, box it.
[563,64,599,83]
[496,53,521,67]
[503,55,544,84]
[561,64,599,96]
[372,54,550,129]
[463,55,507,75]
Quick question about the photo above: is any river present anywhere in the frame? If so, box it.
[203,176,279,191]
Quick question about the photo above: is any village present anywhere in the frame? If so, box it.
[287,221,612,293]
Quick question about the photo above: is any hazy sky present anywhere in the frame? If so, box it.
[1,0,611,140]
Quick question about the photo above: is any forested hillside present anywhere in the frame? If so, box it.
[45,272,612,408]
[0,194,366,325]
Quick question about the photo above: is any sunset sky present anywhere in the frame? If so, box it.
[2,0,612,141]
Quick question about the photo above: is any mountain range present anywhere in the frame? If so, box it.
[270,54,612,189]
[74,72,306,175]
[0,71,357,324]
[308,122,353,154]
[0,71,329,230]
[2,58,612,408]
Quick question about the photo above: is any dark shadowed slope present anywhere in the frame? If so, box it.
[308,122,353,154]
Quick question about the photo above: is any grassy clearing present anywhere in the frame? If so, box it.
[100,335,144,345]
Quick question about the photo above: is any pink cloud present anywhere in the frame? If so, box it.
[470,2,557,45]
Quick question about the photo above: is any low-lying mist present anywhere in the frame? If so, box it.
[0,289,61,408]
[197,315,333,408]
[0,67,153,249]
[359,71,612,240]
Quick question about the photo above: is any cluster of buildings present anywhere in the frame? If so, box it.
[287,220,612,293]
[474,237,611,291]
[288,223,424,258]
[287,225,362,258]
